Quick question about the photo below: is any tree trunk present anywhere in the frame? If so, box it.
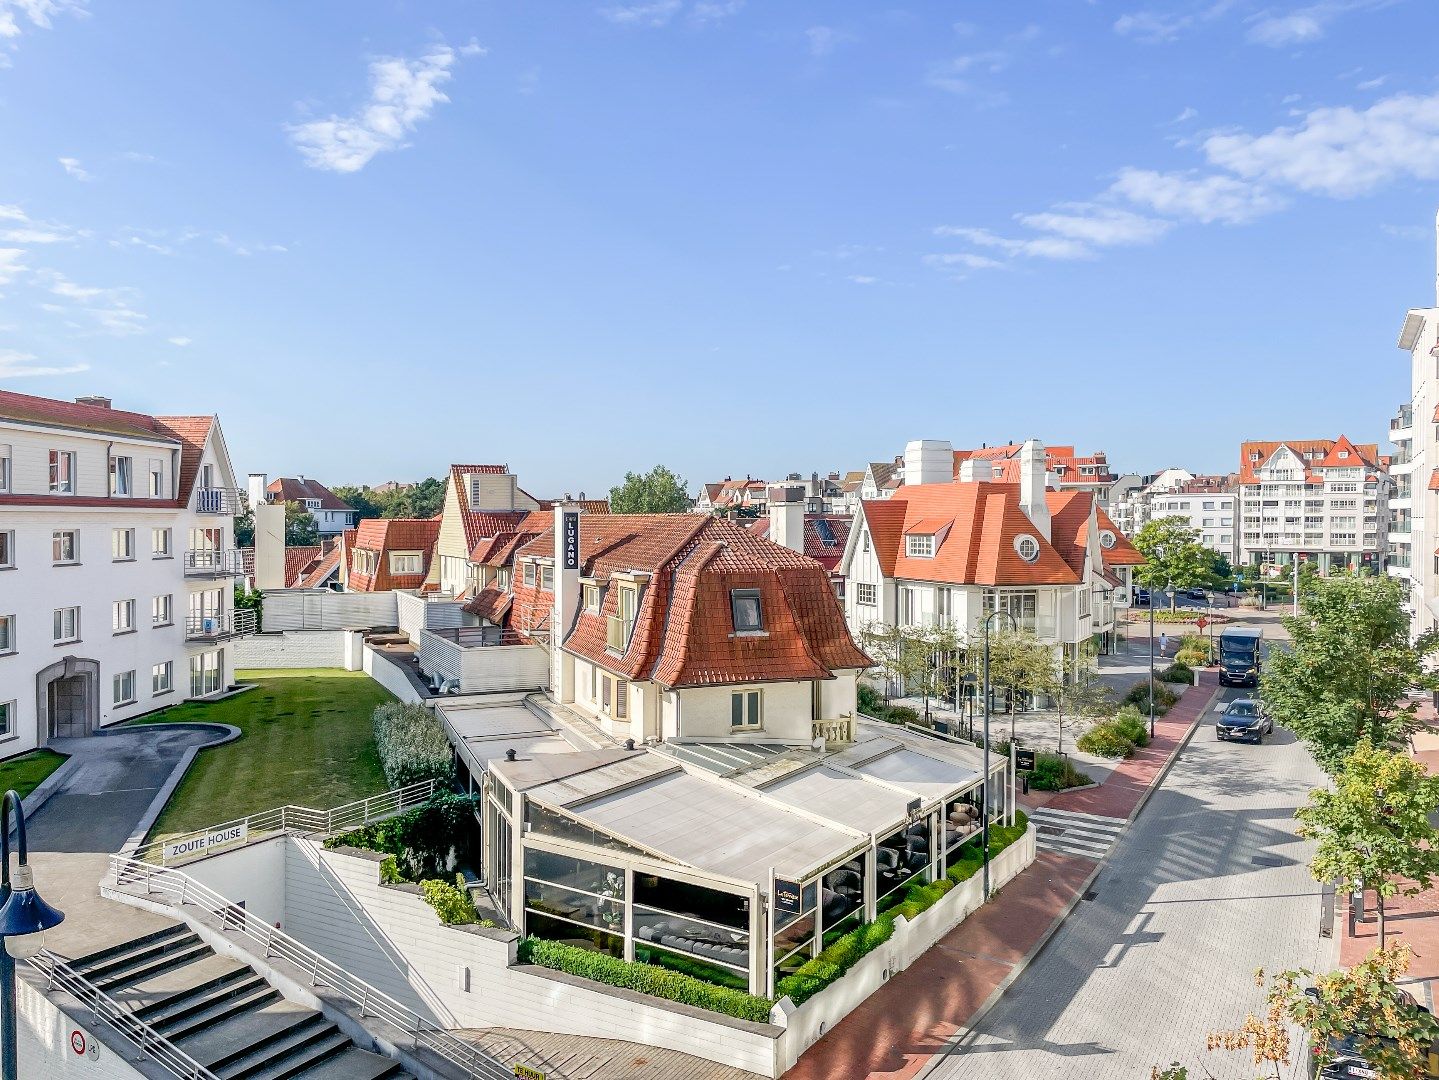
[1057,699,1064,755]
[1378,892,1387,949]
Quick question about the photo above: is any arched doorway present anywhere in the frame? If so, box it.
[35,657,100,743]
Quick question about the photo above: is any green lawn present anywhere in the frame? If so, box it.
[0,750,69,799]
[141,669,391,838]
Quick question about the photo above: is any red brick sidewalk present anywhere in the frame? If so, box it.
[785,674,1223,1077]
[1022,669,1222,818]
[783,851,1095,1080]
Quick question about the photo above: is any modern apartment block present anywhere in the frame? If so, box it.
[1236,437,1391,574]
[0,390,250,758]
[1137,475,1239,563]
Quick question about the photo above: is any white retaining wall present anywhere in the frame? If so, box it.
[415,631,550,694]
[232,630,354,670]
[362,645,426,705]
[178,834,289,926]
[396,593,466,643]
[265,591,399,631]
[18,975,146,1079]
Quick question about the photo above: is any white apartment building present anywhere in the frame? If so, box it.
[841,439,1144,674]
[0,390,250,758]
[1143,477,1238,563]
[1392,222,1439,634]
[1237,437,1391,574]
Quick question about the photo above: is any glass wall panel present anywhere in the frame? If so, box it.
[525,912,624,958]
[821,858,864,933]
[876,822,930,910]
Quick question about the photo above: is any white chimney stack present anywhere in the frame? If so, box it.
[253,503,286,591]
[769,486,806,554]
[247,473,269,510]
[1019,439,1051,541]
[958,458,993,483]
[903,439,954,488]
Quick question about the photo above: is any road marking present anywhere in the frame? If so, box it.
[1029,807,1126,862]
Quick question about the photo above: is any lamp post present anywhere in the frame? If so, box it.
[982,608,1017,901]
[0,789,64,1080]
[1149,587,1157,740]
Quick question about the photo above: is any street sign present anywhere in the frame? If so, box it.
[1015,748,1036,772]
[561,512,580,571]
[515,1067,546,1080]
[1195,616,1208,629]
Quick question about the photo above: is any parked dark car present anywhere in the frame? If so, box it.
[1182,587,1208,601]
[1216,699,1273,743]
[1133,587,1151,606]
[1306,985,1438,1078]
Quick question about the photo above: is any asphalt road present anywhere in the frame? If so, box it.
[925,686,1329,1079]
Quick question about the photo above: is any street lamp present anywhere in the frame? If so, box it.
[982,608,1017,901]
[0,789,64,1080]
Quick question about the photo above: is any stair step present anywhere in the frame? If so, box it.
[217,1021,345,1080]
[199,1011,325,1072]
[133,965,257,1022]
[280,1046,411,1080]
[68,924,191,974]
[92,939,213,991]
[243,1033,358,1080]
[158,983,283,1042]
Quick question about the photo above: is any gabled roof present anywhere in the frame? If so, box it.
[1238,437,1381,484]
[267,477,352,511]
[744,514,853,571]
[1096,507,1145,566]
[511,515,870,688]
[348,517,442,592]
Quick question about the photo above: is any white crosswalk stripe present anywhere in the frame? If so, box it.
[1028,806,1127,862]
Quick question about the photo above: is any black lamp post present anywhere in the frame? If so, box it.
[0,789,64,1080]
[982,607,1017,901]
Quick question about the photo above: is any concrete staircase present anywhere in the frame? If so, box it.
[67,923,414,1080]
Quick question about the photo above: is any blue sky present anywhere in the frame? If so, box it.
[1,0,1437,495]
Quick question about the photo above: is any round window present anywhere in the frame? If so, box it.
[1014,534,1040,562]
[1099,530,1116,549]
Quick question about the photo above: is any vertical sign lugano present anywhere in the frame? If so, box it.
[562,511,580,571]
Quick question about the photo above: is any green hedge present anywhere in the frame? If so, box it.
[776,811,1030,1006]
[517,938,775,1023]
[325,793,478,882]
[1077,723,1134,758]
[1159,662,1193,684]
[421,875,481,925]
[1028,753,1092,791]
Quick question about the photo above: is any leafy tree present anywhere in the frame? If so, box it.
[1040,660,1114,756]
[283,501,319,547]
[1297,740,1439,947]
[233,508,255,548]
[909,622,963,723]
[386,476,445,519]
[959,627,1055,738]
[234,585,263,631]
[1261,573,1439,774]
[609,465,692,514]
[1210,944,1439,1080]
[331,485,384,521]
[858,623,930,709]
[1132,517,1212,611]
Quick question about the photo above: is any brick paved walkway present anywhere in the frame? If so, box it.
[785,672,1223,1077]
[783,852,1095,1080]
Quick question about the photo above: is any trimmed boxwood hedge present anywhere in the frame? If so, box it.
[517,937,775,1024]
[776,811,1030,1006]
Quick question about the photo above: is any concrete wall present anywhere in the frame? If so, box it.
[415,630,549,694]
[232,630,351,670]
[264,590,398,632]
[361,644,426,705]
[673,681,815,741]
[396,594,466,644]
[180,833,288,926]
[18,975,148,1079]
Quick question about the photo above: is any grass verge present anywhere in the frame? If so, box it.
[0,750,68,800]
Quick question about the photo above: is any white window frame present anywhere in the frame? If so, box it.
[152,661,173,695]
[112,528,136,561]
[0,531,12,569]
[855,581,877,606]
[0,614,13,656]
[53,606,80,644]
[52,530,79,565]
[113,670,136,706]
[112,599,135,633]
[152,528,172,558]
[152,594,172,627]
[110,455,133,496]
[906,534,935,558]
[389,552,424,575]
[731,689,762,730]
[0,700,12,739]
[0,447,9,493]
[48,450,76,493]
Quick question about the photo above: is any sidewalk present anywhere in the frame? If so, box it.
[785,671,1224,1077]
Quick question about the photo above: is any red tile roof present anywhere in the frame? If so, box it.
[1096,507,1145,566]
[463,588,513,623]
[745,514,853,572]
[1237,437,1381,485]
[348,517,441,592]
[267,477,352,511]
[508,515,868,687]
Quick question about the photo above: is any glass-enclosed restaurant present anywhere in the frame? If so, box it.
[471,718,1012,999]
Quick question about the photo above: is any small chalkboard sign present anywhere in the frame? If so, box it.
[774,877,803,916]
[1015,748,1036,772]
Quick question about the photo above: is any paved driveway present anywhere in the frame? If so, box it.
[925,688,1329,1078]
[24,727,227,960]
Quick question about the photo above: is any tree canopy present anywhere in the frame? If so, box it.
[1131,516,1212,609]
[283,501,319,547]
[331,478,446,522]
[608,465,692,515]
[1261,573,1438,774]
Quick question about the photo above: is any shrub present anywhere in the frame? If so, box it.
[1122,682,1177,716]
[518,938,774,1023]
[1028,753,1092,791]
[857,683,885,716]
[373,701,454,789]
[1161,661,1194,683]
[1077,723,1135,758]
[421,875,480,925]
[379,856,403,885]
[327,793,478,882]
[887,706,920,726]
[1111,710,1150,749]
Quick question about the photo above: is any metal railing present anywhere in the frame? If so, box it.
[195,487,246,515]
[28,951,222,1079]
[131,779,439,865]
[184,609,258,641]
[106,858,510,1080]
[184,549,245,577]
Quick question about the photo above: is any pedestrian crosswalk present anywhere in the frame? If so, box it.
[1028,806,1127,861]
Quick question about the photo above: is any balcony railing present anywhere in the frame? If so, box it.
[606,614,632,652]
[194,487,246,515]
[185,609,257,641]
[184,549,245,577]
[1388,555,1413,569]
[1391,405,1414,432]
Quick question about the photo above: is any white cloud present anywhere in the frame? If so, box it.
[1201,91,1439,198]
[692,0,743,23]
[1356,74,1388,91]
[0,348,87,378]
[41,270,147,336]
[1245,0,1391,46]
[923,252,1006,271]
[287,42,481,173]
[0,247,24,284]
[1109,167,1285,223]
[167,336,191,346]
[926,51,1012,99]
[805,26,855,56]
[1113,10,1197,43]
[599,0,682,26]
[0,226,69,243]
[1169,106,1199,124]
[57,156,90,181]
[0,205,26,221]
[1015,205,1172,246]
[212,233,287,256]
[933,226,1093,260]
[0,0,84,42]
[847,275,878,285]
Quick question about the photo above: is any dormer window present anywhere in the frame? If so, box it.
[1014,534,1040,562]
[1099,530,1116,549]
[731,588,763,633]
[583,583,600,611]
[907,534,935,558]
[1250,451,1261,462]
[1338,450,1349,459]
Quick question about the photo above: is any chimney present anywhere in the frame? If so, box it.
[769,486,806,554]
[903,439,954,487]
[74,395,111,409]
[1019,439,1051,541]
[253,503,287,591]
[247,473,269,510]
[958,458,993,482]
[551,502,583,704]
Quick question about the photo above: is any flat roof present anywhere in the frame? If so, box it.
[438,700,591,777]
[758,765,915,835]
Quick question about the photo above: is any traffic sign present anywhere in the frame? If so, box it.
[1195,616,1208,629]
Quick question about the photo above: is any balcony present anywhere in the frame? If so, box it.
[1391,405,1414,433]
[1388,555,1413,569]
[184,549,245,577]
[185,609,257,641]
[195,488,246,515]
[606,615,634,653]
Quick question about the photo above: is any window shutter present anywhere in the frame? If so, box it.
[602,677,611,711]
[616,681,628,719]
